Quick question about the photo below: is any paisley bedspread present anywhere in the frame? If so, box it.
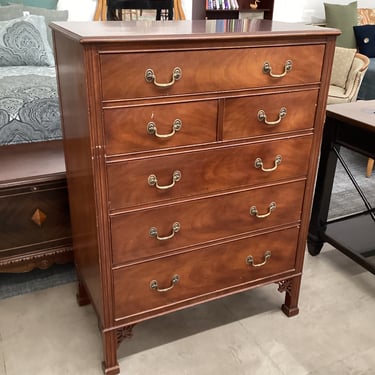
[0,66,62,146]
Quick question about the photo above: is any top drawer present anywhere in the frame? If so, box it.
[100,45,325,101]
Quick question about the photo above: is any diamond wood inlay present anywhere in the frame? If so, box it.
[31,208,47,227]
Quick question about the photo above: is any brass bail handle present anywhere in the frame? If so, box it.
[145,67,182,88]
[150,274,180,292]
[250,202,276,219]
[263,60,293,78]
[149,222,181,241]
[147,119,182,139]
[257,107,287,126]
[148,170,182,190]
[246,250,272,267]
[254,155,282,172]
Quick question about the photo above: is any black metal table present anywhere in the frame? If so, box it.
[308,100,375,274]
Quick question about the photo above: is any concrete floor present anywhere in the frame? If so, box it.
[0,244,374,375]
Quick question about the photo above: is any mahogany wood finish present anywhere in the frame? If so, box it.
[106,136,313,209]
[51,20,338,374]
[113,227,300,321]
[0,141,72,272]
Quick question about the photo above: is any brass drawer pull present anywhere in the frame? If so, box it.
[263,60,292,78]
[150,274,180,292]
[254,155,282,172]
[257,107,287,126]
[145,67,182,87]
[149,222,181,241]
[250,202,276,219]
[147,119,182,139]
[246,251,271,267]
[148,170,181,190]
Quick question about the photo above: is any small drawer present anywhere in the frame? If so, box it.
[113,226,299,321]
[107,136,312,210]
[0,180,71,253]
[110,180,305,264]
[100,45,325,100]
[223,89,318,140]
[103,100,218,155]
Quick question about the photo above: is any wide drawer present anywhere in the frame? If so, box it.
[107,136,312,210]
[103,100,218,155]
[100,45,325,100]
[0,179,71,253]
[113,226,299,321]
[223,89,319,140]
[110,180,305,264]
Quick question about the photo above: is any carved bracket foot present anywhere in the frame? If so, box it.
[276,279,293,295]
[116,324,136,346]
[101,361,120,375]
[276,278,300,317]
[76,281,90,306]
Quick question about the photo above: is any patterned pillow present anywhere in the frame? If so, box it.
[23,6,69,49]
[0,14,54,66]
[330,46,357,89]
[0,5,69,49]
[357,8,375,25]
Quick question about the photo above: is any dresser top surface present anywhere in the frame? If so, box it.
[50,19,339,43]
[0,141,65,185]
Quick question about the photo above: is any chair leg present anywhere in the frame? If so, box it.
[366,158,374,178]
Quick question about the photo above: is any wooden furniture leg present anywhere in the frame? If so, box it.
[94,0,103,20]
[102,330,120,375]
[94,0,107,21]
[174,0,185,20]
[366,158,374,178]
[102,1,107,21]
[278,277,301,317]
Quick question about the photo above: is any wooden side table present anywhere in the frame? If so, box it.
[0,141,72,272]
[308,100,375,274]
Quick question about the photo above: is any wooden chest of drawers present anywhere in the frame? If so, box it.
[0,141,72,272]
[51,20,338,375]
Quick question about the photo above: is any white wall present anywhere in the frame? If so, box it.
[60,0,374,23]
[273,0,375,23]
[57,0,97,21]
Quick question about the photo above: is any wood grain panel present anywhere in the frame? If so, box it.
[113,226,299,320]
[223,89,318,140]
[110,180,305,264]
[100,45,325,100]
[103,100,218,155]
[107,136,312,210]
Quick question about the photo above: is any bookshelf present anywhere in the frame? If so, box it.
[192,0,274,20]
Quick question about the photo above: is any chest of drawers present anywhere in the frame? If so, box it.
[0,141,72,273]
[51,20,338,375]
